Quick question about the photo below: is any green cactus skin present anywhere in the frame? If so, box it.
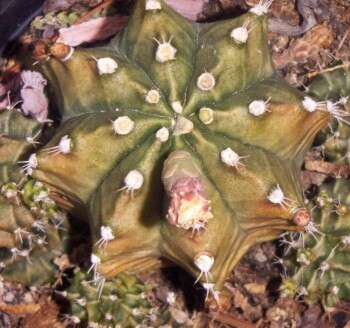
[0,111,42,185]
[283,178,350,310]
[25,0,335,292]
[315,102,350,167]
[0,179,69,285]
[63,269,170,328]
[308,68,350,101]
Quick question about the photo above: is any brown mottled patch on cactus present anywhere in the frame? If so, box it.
[23,0,333,292]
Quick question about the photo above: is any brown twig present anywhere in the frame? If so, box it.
[337,29,350,52]
[75,0,114,25]
[307,63,350,79]
[0,303,40,315]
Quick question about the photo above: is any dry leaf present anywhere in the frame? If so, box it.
[57,15,128,46]
[244,282,266,295]
[166,0,205,21]
[274,23,334,69]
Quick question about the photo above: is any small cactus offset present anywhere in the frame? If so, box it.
[31,11,80,31]
[283,178,350,310]
[308,67,350,167]
[63,269,170,327]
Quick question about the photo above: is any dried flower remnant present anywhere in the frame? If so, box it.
[20,71,49,122]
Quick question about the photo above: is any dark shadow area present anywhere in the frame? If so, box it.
[66,212,92,268]
[0,0,45,56]
[333,311,350,328]
[162,265,206,312]
[200,3,247,22]
[266,276,282,303]
[139,149,168,228]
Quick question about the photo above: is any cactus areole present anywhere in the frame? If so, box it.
[14,0,331,291]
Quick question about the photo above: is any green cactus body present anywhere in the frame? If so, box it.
[65,269,170,327]
[284,178,350,310]
[24,0,333,291]
[306,68,350,168]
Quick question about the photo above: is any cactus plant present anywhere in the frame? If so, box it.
[282,178,350,310]
[308,67,350,167]
[3,0,350,309]
[0,178,70,285]
[0,108,70,285]
[20,0,345,294]
[62,269,170,327]
[280,70,350,310]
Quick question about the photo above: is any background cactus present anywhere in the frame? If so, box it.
[0,178,70,285]
[0,109,70,285]
[63,269,171,327]
[281,74,350,310]
[283,178,350,310]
